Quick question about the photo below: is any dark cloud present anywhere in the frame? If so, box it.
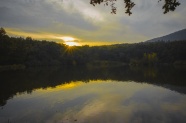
[0,0,98,31]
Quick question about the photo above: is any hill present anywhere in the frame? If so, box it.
[146,29,186,42]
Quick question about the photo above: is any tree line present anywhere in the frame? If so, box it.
[0,28,186,68]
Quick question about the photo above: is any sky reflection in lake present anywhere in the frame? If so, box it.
[1,80,186,123]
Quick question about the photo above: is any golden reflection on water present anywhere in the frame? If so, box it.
[42,81,84,91]
[36,80,112,92]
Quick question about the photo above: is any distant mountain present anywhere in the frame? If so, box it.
[145,29,186,42]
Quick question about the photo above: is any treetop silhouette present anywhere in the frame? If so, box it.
[90,0,180,15]
[0,27,6,37]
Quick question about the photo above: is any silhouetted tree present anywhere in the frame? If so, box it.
[0,27,6,37]
[26,36,32,41]
[90,0,180,15]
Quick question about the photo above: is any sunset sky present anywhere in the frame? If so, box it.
[0,0,186,46]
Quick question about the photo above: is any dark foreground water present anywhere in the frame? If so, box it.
[0,66,186,123]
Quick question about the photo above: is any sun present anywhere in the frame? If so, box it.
[59,36,80,46]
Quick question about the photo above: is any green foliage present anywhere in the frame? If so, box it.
[143,52,158,65]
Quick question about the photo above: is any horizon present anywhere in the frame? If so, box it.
[3,27,185,47]
[0,0,186,46]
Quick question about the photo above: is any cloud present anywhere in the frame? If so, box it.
[0,0,185,45]
[54,0,105,23]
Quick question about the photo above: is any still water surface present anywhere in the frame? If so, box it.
[0,66,186,123]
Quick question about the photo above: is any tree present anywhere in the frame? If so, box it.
[90,0,181,15]
[26,36,33,41]
[0,27,6,37]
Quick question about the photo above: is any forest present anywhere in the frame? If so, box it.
[0,28,186,69]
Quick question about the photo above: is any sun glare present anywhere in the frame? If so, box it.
[57,36,80,46]
[65,41,80,46]
[62,37,75,42]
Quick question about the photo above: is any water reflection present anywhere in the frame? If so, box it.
[0,66,186,122]
[0,66,186,106]
[0,80,186,123]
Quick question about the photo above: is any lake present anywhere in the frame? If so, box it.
[0,66,186,123]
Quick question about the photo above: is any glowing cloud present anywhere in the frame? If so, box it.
[55,36,80,46]
[60,36,75,42]
[65,41,80,46]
